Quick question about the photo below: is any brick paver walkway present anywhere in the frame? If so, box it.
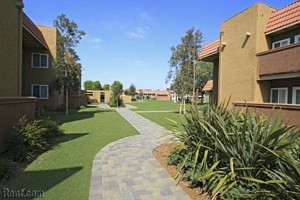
[89,108,190,200]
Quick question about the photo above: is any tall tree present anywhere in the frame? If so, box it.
[53,14,85,115]
[166,28,203,111]
[128,84,136,97]
[109,81,123,107]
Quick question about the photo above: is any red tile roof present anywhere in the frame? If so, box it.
[202,80,213,92]
[22,12,48,49]
[265,1,300,34]
[198,39,220,60]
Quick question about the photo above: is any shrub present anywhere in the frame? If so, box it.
[169,102,300,199]
[40,120,63,139]
[109,97,124,107]
[11,116,47,152]
[131,97,137,102]
[0,158,12,179]
[35,106,49,118]
[9,116,63,162]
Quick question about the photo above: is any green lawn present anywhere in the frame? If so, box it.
[7,108,138,200]
[127,100,180,111]
[139,112,185,131]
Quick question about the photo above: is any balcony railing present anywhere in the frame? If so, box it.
[257,43,300,77]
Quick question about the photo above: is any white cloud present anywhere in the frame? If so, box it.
[127,26,149,39]
[90,38,102,44]
[116,57,146,66]
[139,12,152,21]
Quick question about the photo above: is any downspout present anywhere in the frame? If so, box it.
[16,0,24,96]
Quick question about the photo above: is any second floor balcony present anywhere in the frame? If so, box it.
[257,42,300,79]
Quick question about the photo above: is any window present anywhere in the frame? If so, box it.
[272,38,290,49]
[270,88,288,103]
[32,84,49,99]
[295,34,300,43]
[32,53,48,68]
[292,87,300,104]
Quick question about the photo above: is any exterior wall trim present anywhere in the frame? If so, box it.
[257,42,300,56]
[0,97,37,105]
[233,101,300,111]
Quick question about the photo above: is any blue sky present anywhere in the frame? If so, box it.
[23,0,295,89]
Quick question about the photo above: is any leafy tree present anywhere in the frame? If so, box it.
[109,81,123,107]
[166,27,203,111]
[103,84,110,91]
[53,14,85,115]
[83,80,93,90]
[196,61,213,104]
[83,80,101,90]
[124,89,130,95]
[94,81,101,90]
[128,84,137,97]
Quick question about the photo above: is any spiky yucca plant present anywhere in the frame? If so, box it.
[169,102,300,199]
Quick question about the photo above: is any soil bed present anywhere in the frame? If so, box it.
[153,143,210,200]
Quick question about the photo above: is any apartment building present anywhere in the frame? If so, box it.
[199,1,300,124]
[22,13,64,110]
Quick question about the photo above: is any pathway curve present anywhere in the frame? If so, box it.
[89,108,190,200]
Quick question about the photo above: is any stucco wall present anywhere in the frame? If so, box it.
[0,97,37,153]
[219,3,275,105]
[22,26,64,110]
[233,101,300,126]
[0,0,23,96]
[121,95,132,103]
[69,95,88,108]
[86,90,112,103]
[258,43,300,76]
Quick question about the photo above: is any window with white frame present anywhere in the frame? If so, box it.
[32,84,49,99]
[292,87,300,104]
[32,53,49,68]
[295,34,300,43]
[272,38,290,49]
[270,88,288,103]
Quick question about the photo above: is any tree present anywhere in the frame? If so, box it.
[103,84,110,91]
[195,61,213,104]
[83,80,93,90]
[83,80,101,90]
[128,84,136,97]
[124,89,130,95]
[109,81,123,107]
[166,27,203,112]
[94,81,101,90]
[53,14,85,115]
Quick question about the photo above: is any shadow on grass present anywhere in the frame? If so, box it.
[1,167,82,200]
[56,133,89,144]
[55,109,114,126]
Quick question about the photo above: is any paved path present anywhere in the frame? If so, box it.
[98,103,113,109]
[89,108,190,200]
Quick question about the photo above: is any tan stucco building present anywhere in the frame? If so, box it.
[86,90,132,103]
[22,17,64,110]
[0,0,23,97]
[199,1,300,124]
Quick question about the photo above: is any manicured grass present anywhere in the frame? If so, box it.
[139,112,185,131]
[7,108,138,200]
[127,100,180,111]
